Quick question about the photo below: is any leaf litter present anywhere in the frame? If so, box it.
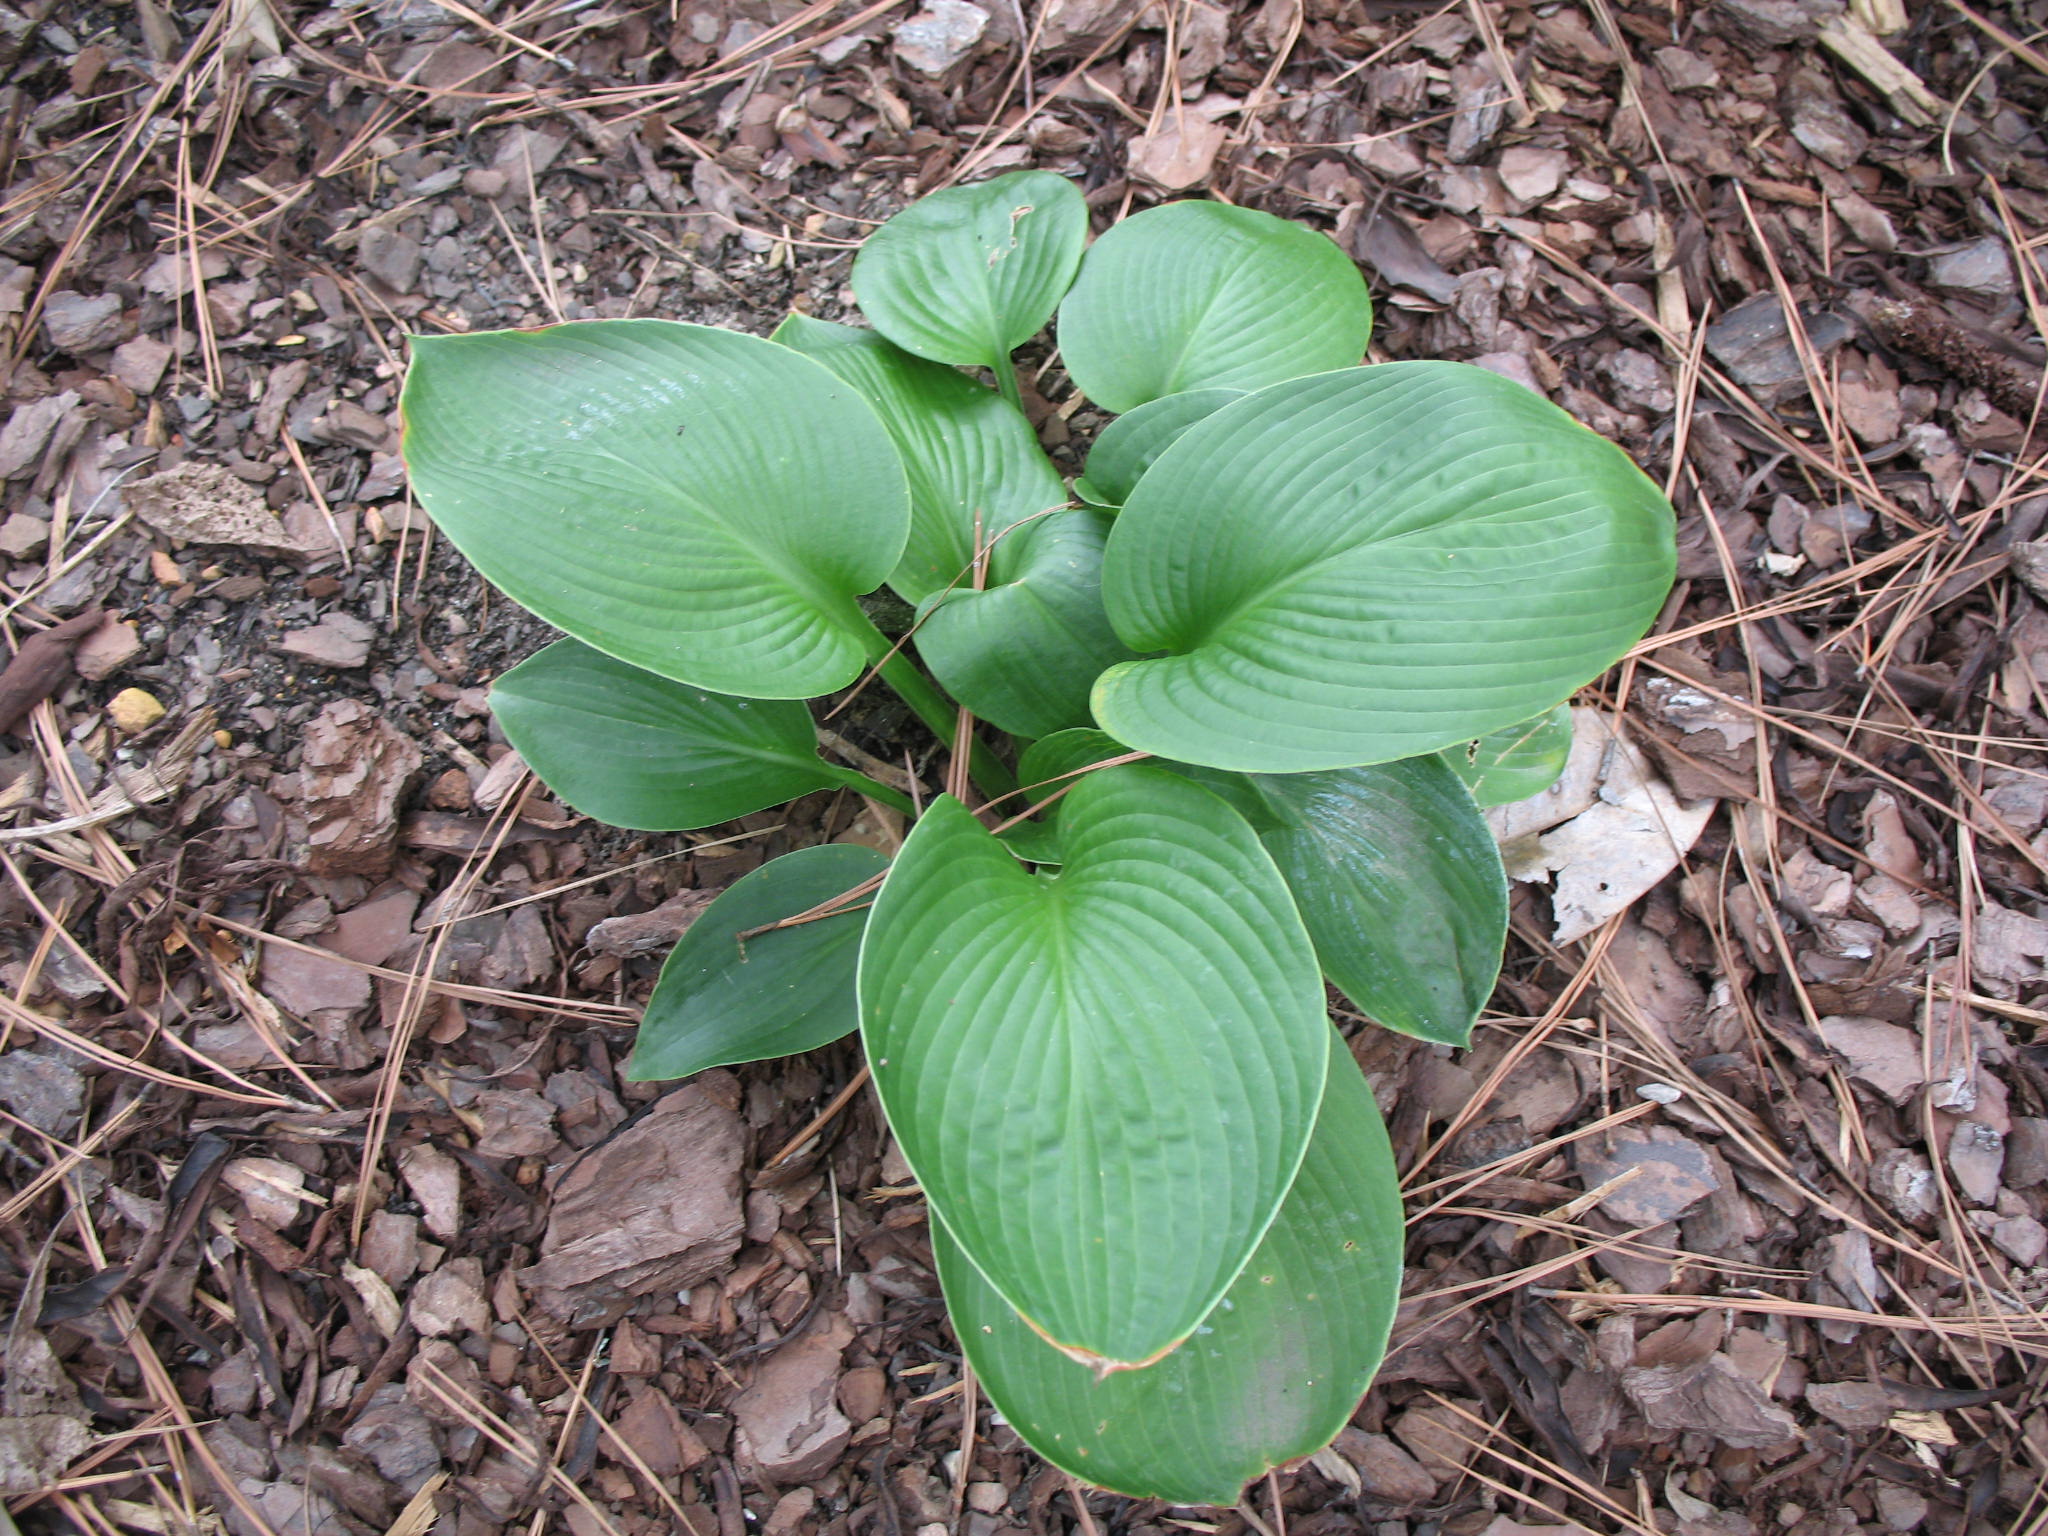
[2,0,2047,1531]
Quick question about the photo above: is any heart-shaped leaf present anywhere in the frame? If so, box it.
[851,170,1088,374]
[1094,362,1677,771]
[490,639,870,831]
[628,844,889,1082]
[916,509,1138,739]
[402,321,907,699]
[1019,734,1504,1042]
[1056,201,1372,413]
[860,765,1329,1368]
[772,315,1064,605]
[936,1037,1403,1505]
[1186,759,1506,1046]
[1076,387,1242,508]
[1440,702,1574,807]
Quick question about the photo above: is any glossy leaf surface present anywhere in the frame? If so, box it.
[771,315,1064,605]
[1077,387,1242,507]
[859,766,1329,1368]
[1057,201,1372,413]
[1095,362,1677,771]
[628,845,888,1082]
[937,1038,1402,1505]
[1019,734,1503,1042]
[1440,702,1575,807]
[1187,759,1505,1045]
[403,321,906,698]
[916,510,1138,739]
[490,639,857,831]
[851,171,1087,372]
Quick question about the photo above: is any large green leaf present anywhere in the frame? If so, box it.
[1440,702,1575,807]
[937,1037,1403,1505]
[1094,363,1677,772]
[916,509,1138,739]
[1018,734,1504,1043]
[628,844,889,1082]
[1075,387,1242,508]
[402,321,907,699]
[491,639,864,831]
[851,171,1087,373]
[1188,759,1506,1046]
[859,766,1329,1368]
[771,315,1064,605]
[1056,201,1372,414]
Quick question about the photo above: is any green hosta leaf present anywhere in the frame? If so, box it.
[1095,362,1677,772]
[1078,387,1242,508]
[916,510,1138,739]
[628,845,888,1082]
[851,171,1088,373]
[860,765,1329,1368]
[1056,201,1372,413]
[1187,759,1506,1046]
[402,321,906,699]
[936,1036,1403,1505]
[771,315,1064,605]
[491,639,869,831]
[1018,734,1503,1042]
[1440,702,1575,807]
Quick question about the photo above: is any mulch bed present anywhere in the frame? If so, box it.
[2,0,2047,1533]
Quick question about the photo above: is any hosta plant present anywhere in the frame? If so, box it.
[401,171,1675,1505]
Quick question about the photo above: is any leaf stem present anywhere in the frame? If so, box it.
[819,765,917,819]
[871,643,1017,799]
[993,354,1026,414]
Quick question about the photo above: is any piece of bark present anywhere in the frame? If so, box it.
[0,608,104,735]
[289,701,423,876]
[521,1078,745,1327]
[732,1313,854,1484]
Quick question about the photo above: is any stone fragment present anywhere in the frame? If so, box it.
[0,392,80,481]
[891,0,988,72]
[111,335,173,395]
[733,1313,854,1483]
[521,1078,745,1327]
[0,512,48,558]
[1334,1427,1439,1503]
[399,1142,462,1241]
[359,1211,421,1287]
[1928,238,2014,298]
[1497,146,1569,206]
[608,1386,709,1477]
[1817,1016,1924,1103]
[290,700,423,876]
[107,687,165,735]
[1128,117,1227,190]
[43,291,128,353]
[357,227,423,295]
[259,937,372,1017]
[1805,1379,1890,1430]
[408,1257,489,1338]
[1990,1215,2045,1266]
[0,1049,84,1134]
[280,613,375,669]
[1869,1147,1938,1223]
[471,1089,558,1158]
[1576,1124,1722,1226]
[2006,1118,2048,1187]
[71,616,141,681]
